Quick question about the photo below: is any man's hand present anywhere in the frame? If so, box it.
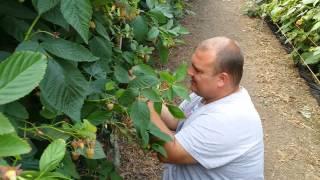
[147,101,196,164]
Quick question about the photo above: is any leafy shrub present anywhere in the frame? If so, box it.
[0,0,190,179]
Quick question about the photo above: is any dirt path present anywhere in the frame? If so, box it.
[120,0,320,179]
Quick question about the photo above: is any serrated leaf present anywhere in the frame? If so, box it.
[167,104,185,119]
[160,71,175,84]
[61,0,93,43]
[39,139,66,173]
[40,59,90,121]
[0,134,31,157]
[152,143,167,157]
[129,76,159,88]
[41,38,99,62]
[141,88,161,102]
[132,64,157,77]
[33,0,60,15]
[86,110,111,125]
[172,85,190,100]
[148,123,172,142]
[118,88,138,106]
[0,113,15,135]
[94,20,110,40]
[131,16,149,42]
[0,51,47,105]
[42,5,69,29]
[129,101,150,133]
[174,63,188,82]
[16,41,46,54]
[89,36,113,59]
[147,27,160,41]
[114,65,130,83]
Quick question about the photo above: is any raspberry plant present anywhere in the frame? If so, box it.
[0,0,190,179]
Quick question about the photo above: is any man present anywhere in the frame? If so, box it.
[148,37,264,179]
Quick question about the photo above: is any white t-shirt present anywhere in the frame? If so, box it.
[163,87,264,180]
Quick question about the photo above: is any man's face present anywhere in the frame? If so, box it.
[187,49,222,98]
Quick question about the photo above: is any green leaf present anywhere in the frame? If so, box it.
[0,51,11,62]
[174,63,188,82]
[114,65,130,83]
[0,134,31,157]
[310,22,320,32]
[89,36,113,60]
[42,128,70,141]
[1,101,29,120]
[16,41,46,54]
[42,5,69,30]
[0,16,29,42]
[303,52,320,64]
[153,102,162,115]
[141,88,161,102]
[33,0,60,15]
[39,139,66,173]
[146,0,156,9]
[148,10,167,24]
[94,20,110,40]
[129,76,159,88]
[0,113,15,135]
[61,0,92,43]
[0,51,47,105]
[131,16,149,42]
[132,64,157,77]
[167,104,185,119]
[57,152,80,179]
[105,81,116,91]
[40,59,90,121]
[172,85,190,100]
[160,71,175,84]
[86,110,111,125]
[147,27,160,41]
[41,38,99,62]
[129,101,150,133]
[152,143,167,157]
[302,0,316,4]
[158,42,169,64]
[148,123,172,142]
[118,88,138,106]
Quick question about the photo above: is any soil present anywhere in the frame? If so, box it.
[119,0,320,179]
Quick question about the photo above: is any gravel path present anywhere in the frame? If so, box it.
[120,0,320,179]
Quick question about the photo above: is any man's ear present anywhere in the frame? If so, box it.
[217,72,229,87]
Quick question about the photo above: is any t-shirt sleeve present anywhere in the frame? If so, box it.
[175,114,244,169]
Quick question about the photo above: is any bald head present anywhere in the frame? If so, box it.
[197,37,244,86]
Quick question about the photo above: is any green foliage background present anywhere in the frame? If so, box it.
[0,0,190,179]
[259,0,320,78]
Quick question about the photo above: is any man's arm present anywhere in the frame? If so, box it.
[159,104,179,131]
[148,102,196,164]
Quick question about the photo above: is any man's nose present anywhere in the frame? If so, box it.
[187,66,194,76]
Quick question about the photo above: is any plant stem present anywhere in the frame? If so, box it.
[24,15,41,41]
